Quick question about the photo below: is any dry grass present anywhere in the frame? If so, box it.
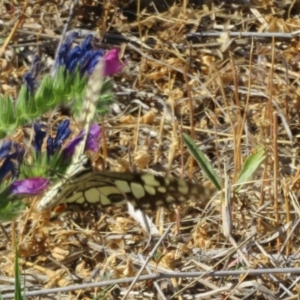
[1,0,300,299]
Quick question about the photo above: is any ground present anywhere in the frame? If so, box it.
[1,0,300,299]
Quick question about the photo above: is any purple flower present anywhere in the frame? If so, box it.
[103,49,124,76]
[0,156,15,182]
[53,120,71,150]
[78,50,94,69]
[0,140,25,181]
[58,34,105,75]
[80,34,93,52]
[30,55,41,78]
[65,45,82,72]
[23,72,36,94]
[63,124,101,157]
[46,120,71,158]
[62,135,81,158]
[9,178,49,196]
[46,136,54,158]
[86,124,101,152]
[34,123,47,153]
[87,48,124,76]
[0,145,26,181]
[0,140,11,160]
[23,56,41,99]
[55,33,124,77]
[12,144,25,177]
[85,50,105,75]
[57,31,79,66]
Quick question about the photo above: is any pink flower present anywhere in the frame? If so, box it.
[9,178,49,195]
[63,124,101,157]
[86,124,101,152]
[104,49,125,76]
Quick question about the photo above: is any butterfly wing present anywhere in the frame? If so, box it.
[38,156,213,211]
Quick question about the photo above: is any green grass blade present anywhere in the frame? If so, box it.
[14,245,25,300]
[0,201,26,222]
[183,133,221,190]
[236,145,265,191]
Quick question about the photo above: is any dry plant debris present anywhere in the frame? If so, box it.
[2,0,300,299]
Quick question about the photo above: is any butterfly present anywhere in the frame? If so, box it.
[37,59,213,212]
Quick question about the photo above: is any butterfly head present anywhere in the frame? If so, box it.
[37,180,67,211]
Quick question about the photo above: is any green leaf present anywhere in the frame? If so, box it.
[0,199,26,222]
[20,149,71,179]
[20,152,48,179]
[53,67,68,100]
[97,80,114,116]
[14,243,25,300]
[0,95,18,135]
[0,66,116,140]
[236,145,265,191]
[183,133,221,190]
[0,181,13,208]
[35,74,56,110]
[0,183,27,222]
[16,86,39,122]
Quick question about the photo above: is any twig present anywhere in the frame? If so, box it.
[0,0,29,57]
[127,43,212,97]
[138,254,167,300]
[186,30,300,39]
[121,223,173,300]
[4,267,300,299]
